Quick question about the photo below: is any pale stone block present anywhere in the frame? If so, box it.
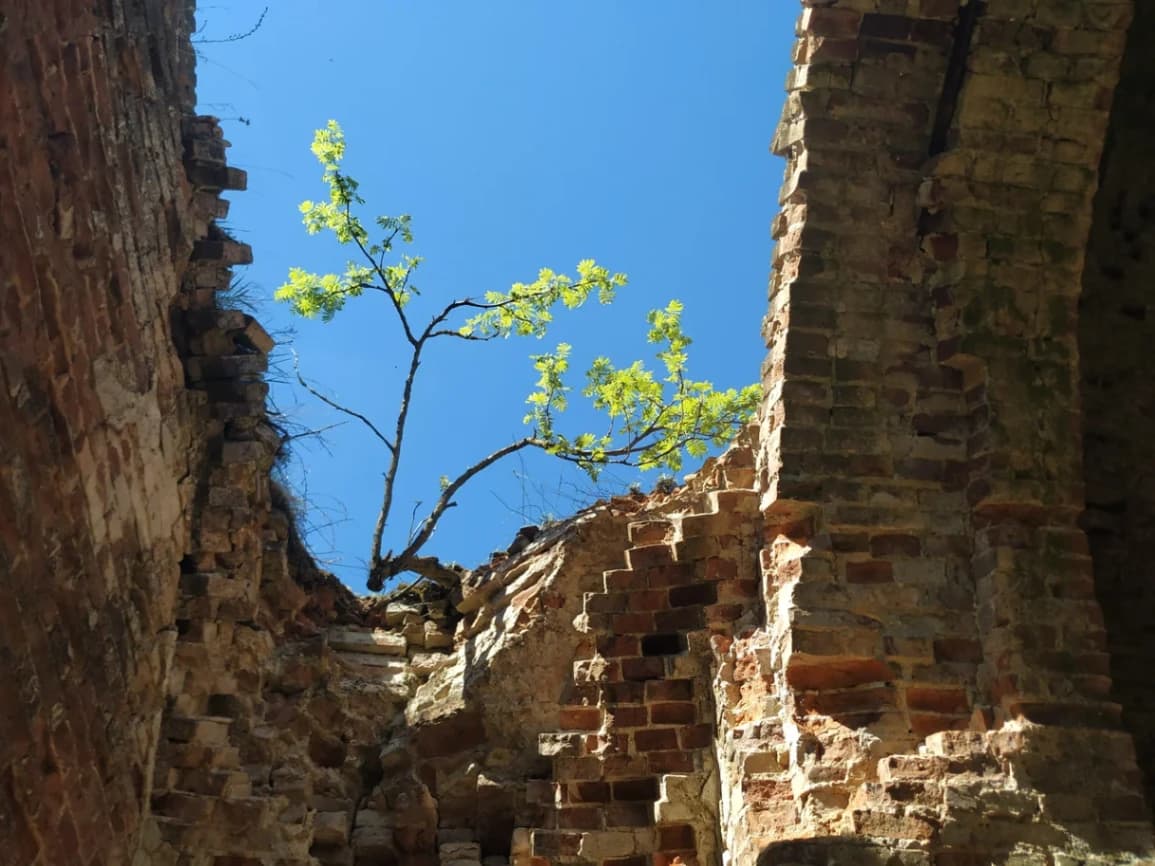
[328,627,407,655]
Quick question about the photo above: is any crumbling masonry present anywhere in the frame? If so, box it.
[2,1,1154,865]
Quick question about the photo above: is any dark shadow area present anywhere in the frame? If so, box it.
[1080,0,1155,820]
[756,837,1016,866]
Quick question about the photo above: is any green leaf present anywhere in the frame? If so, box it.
[462,261,627,340]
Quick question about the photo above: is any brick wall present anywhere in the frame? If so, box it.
[528,440,763,866]
[741,0,1155,861]
[760,0,980,767]
[3,2,1155,865]
[0,1,204,862]
[1080,0,1155,819]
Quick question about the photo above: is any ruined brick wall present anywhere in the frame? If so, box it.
[737,0,1154,862]
[0,1,208,862]
[1080,0,1155,819]
[4,2,1155,866]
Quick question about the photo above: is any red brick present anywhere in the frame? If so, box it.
[608,705,648,728]
[654,607,704,631]
[786,659,893,690]
[645,679,693,702]
[605,569,646,591]
[797,686,896,716]
[716,579,759,602]
[647,751,695,773]
[621,657,665,681]
[657,824,695,850]
[702,558,738,581]
[558,706,603,731]
[628,589,670,611]
[586,592,626,613]
[604,682,645,703]
[598,635,641,659]
[601,660,623,683]
[649,702,697,725]
[634,729,679,752]
[669,583,716,608]
[602,754,650,779]
[570,782,611,803]
[909,713,969,737]
[679,724,712,749]
[705,602,745,623]
[626,545,673,570]
[648,563,696,588]
[906,686,969,714]
[845,560,894,583]
[613,612,655,634]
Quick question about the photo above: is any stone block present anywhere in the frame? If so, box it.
[328,627,407,656]
[577,829,640,860]
[313,811,350,846]
[440,841,482,861]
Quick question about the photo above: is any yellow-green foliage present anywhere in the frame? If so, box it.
[278,121,760,481]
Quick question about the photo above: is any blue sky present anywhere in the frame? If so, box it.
[195,2,796,590]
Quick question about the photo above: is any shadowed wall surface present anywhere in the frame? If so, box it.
[1080,0,1155,819]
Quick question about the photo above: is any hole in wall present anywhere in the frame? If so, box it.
[641,633,687,656]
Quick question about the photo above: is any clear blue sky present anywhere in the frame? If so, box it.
[195,2,796,590]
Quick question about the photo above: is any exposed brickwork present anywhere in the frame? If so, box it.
[0,1,204,862]
[736,0,1154,862]
[4,2,1155,866]
[529,440,763,866]
[762,0,980,767]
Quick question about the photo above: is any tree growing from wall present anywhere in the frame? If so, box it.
[278,122,760,591]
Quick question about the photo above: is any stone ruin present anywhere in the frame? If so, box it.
[2,1,1154,865]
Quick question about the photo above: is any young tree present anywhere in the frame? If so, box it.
[277,121,760,591]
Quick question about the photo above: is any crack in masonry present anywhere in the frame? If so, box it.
[928,0,987,158]
[918,0,987,239]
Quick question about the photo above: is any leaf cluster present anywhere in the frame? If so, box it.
[277,121,761,585]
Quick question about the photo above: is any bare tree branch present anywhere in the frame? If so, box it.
[292,352,394,453]
[193,6,269,44]
[368,438,536,590]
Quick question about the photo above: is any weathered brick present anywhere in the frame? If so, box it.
[621,658,665,682]
[649,703,697,725]
[678,724,712,750]
[644,680,693,702]
[559,706,603,732]
[668,583,717,608]
[845,560,895,584]
[599,636,641,659]
[608,705,648,729]
[634,729,678,752]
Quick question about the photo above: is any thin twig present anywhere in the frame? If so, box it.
[193,6,269,44]
[292,352,394,452]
